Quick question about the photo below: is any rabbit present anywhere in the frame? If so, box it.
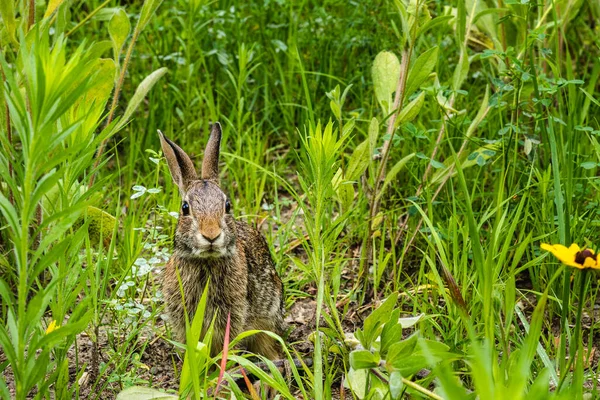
[158,122,286,359]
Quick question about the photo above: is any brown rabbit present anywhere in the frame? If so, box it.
[158,123,285,359]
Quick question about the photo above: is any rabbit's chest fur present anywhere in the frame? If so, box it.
[163,248,249,353]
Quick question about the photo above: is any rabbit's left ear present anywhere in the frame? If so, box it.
[158,130,198,192]
[202,122,222,182]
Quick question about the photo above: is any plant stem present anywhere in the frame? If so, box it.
[362,46,411,288]
[28,0,35,29]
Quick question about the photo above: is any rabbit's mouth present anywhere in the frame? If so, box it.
[190,245,228,258]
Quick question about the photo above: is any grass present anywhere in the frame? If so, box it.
[1,0,600,399]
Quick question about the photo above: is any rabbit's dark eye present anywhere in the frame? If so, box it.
[225,199,231,213]
[181,201,190,216]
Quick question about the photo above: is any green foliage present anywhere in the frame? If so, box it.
[2,0,600,398]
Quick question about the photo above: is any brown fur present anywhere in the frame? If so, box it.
[159,123,285,358]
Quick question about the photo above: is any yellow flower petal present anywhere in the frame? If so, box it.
[582,258,597,269]
[46,320,59,334]
[541,243,580,268]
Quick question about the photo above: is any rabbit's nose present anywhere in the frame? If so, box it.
[202,232,221,243]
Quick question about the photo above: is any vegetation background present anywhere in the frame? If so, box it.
[1,0,600,399]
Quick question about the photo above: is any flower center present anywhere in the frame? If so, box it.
[575,249,596,265]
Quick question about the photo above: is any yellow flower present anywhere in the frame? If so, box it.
[46,320,59,334]
[541,243,600,270]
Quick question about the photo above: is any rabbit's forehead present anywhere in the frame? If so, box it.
[185,180,226,209]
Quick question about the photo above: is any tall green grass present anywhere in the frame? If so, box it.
[1,0,600,398]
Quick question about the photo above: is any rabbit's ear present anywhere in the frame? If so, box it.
[201,122,222,181]
[158,130,198,191]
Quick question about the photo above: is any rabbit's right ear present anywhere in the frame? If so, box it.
[158,130,198,192]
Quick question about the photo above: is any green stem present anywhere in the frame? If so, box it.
[557,269,587,390]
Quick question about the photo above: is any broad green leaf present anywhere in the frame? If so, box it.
[349,350,380,370]
[376,153,415,202]
[109,9,130,60]
[386,333,419,369]
[395,91,425,126]
[372,51,400,113]
[380,309,402,357]
[83,206,117,247]
[90,59,117,101]
[398,313,425,329]
[336,180,355,211]
[120,67,168,126]
[405,47,438,96]
[346,368,368,399]
[389,371,404,399]
[581,161,598,170]
[116,387,177,400]
[43,0,67,18]
[346,140,370,181]
[0,0,16,44]
[356,293,399,349]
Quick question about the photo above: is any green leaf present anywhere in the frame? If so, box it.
[507,292,548,395]
[405,47,438,97]
[346,140,370,181]
[372,51,401,113]
[0,192,18,234]
[452,46,469,91]
[386,333,419,369]
[473,8,509,24]
[349,350,380,370]
[336,180,355,211]
[346,368,368,399]
[407,0,431,41]
[137,0,165,33]
[579,87,600,108]
[430,159,445,169]
[380,309,402,357]
[397,313,424,329]
[84,58,116,107]
[43,0,67,18]
[357,293,399,349]
[116,387,177,400]
[0,0,16,44]
[376,153,415,202]
[395,91,425,126]
[389,371,404,399]
[180,280,210,396]
[120,67,168,127]
[417,15,454,38]
[368,117,379,161]
[580,161,597,170]
[109,9,131,60]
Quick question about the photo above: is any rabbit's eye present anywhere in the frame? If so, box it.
[181,201,190,216]
[225,199,231,213]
